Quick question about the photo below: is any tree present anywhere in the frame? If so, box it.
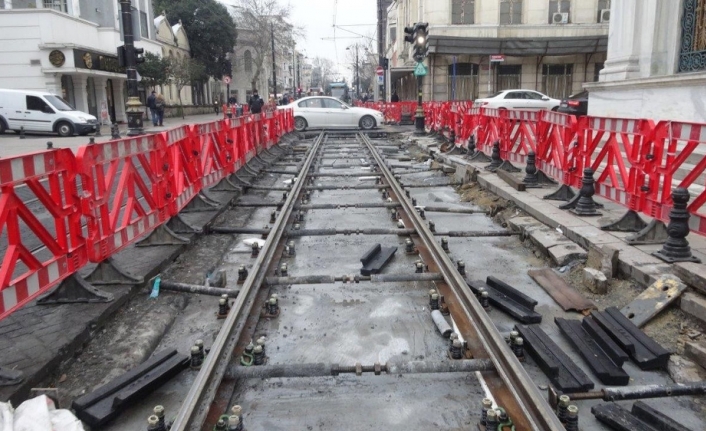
[137,52,170,90]
[153,0,237,79]
[344,37,376,99]
[169,56,208,117]
[311,57,335,90]
[230,0,303,92]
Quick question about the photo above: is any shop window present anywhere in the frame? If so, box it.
[452,0,474,25]
[542,64,573,99]
[61,75,75,108]
[86,77,97,117]
[140,11,149,39]
[389,26,396,45]
[244,50,253,72]
[448,63,478,100]
[500,0,522,25]
[548,0,571,24]
[678,0,706,72]
[496,64,522,91]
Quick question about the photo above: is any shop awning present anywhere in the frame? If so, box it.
[389,66,415,81]
[428,35,607,57]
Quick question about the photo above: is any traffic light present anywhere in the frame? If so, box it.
[382,58,389,69]
[117,45,126,68]
[134,47,145,64]
[413,22,429,61]
[403,26,415,44]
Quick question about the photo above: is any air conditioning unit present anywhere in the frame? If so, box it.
[552,12,569,24]
[599,9,610,23]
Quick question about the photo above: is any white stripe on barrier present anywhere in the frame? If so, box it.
[33,154,46,177]
[2,285,17,310]
[47,261,59,286]
[11,158,24,181]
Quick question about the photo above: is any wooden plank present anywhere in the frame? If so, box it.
[528,268,596,313]
[620,274,687,327]
[496,169,526,191]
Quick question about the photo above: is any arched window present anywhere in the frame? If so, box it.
[244,50,252,72]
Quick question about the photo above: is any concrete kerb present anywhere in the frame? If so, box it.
[0,135,295,404]
[411,138,705,291]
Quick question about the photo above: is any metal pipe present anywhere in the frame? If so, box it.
[308,173,382,178]
[284,228,516,238]
[302,185,388,191]
[431,309,453,338]
[159,281,239,298]
[564,382,706,405]
[402,183,462,188]
[234,202,283,208]
[225,359,495,379]
[423,206,485,214]
[210,227,271,235]
[296,202,400,210]
[264,272,443,286]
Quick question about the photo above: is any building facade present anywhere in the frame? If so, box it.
[230,30,269,105]
[386,0,610,102]
[585,0,706,123]
[0,0,161,124]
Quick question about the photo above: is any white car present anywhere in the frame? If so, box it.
[474,90,561,111]
[279,96,384,131]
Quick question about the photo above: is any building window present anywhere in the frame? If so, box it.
[61,75,75,108]
[542,64,573,99]
[86,77,98,118]
[452,0,475,25]
[448,63,478,100]
[548,0,571,24]
[140,11,149,38]
[594,62,604,81]
[679,0,706,72]
[496,64,522,91]
[43,0,68,12]
[597,0,611,23]
[244,50,253,72]
[389,26,397,45]
[500,0,522,25]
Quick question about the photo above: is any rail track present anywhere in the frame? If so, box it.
[166,130,564,431]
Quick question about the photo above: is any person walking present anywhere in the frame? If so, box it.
[391,91,400,103]
[249,89,264,114]
[147,90,158,126]
[155,93,165,126]
[214,99,220,116]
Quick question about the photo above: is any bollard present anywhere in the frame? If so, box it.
[110,123,120,139]
[19,126,25,139]
[561,168,601,216]
[94,122,102,137]
[485,141,503,170]
[522,151,539,186]
[46,141,54,149]
[653,188,702,263]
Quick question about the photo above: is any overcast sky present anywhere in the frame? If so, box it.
[218,0,378,81]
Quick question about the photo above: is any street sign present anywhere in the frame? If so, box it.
[376,66,384,76]
[490,55,505,63]
[414,62,427,77]
[223,76,232,84]
[377,75,384,85]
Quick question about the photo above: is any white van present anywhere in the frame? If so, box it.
[0,89,98,137]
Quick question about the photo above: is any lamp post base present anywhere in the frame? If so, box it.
[125,96,144,137]
[414,106,425,136]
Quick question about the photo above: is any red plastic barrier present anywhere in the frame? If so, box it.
[647,121,706,236]
[504,110,540,165]
[0,150,87,319]
[535,110,579,185]
[478,108,506,155]
[577,116,655,212]
[77,136,171,263]
[193,121,235,189]
[225,117,245,171]
[167,125,203,215]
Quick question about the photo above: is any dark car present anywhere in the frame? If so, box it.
[556,91,588,116]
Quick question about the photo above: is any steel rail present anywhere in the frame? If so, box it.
[169,131,325,431]
[359,133,564,430]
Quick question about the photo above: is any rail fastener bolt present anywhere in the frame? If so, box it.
[190,345,203,370]
[237,265,249,284]
[418,208,426,219]
[390,208,398,221]
[512,337,525,362]
[508,330,519,345]
[214,416,228,431]
[195,339,205,360]
[557,395,570,424]
[253,345,265,365]
[485,408,498,431]
[266,296,280,317]
[457,260,466,275]
[293,223,301,231]
[270,210,277,224]
[217,297,229,319]
[280,263,288,276]
[251,242,260,258]
[441,237,450,253]
[450,339,464,360]
[479,289,491,311]
[230,406,244,430]
[429,293,440,311]
[480,398,493,426]
[405,238,416,254]
[261,225,269,239]
[415,261,425,273]
[147,414,161,431]
[382,190,388,200]
[429,220,436,233]
[565,405,579,431]
[405,190,410,198]
[227,415,242,431]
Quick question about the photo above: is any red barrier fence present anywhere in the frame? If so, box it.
[0,110,293,320]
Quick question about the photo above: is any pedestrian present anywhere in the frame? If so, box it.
[214,99,220,116]
[281,93,289,105]
[147,90,158,126]
[226,103,233,119]
[391,91,400,103]
[155,93,165,126]
[249,89,264,114]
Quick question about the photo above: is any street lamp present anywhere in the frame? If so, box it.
[118,0,144,136]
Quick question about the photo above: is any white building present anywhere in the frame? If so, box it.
[386,0,610,102]
[230,30,269,104]
[0,0,161,124]
[585,0,706,123]
[153,14,193,106]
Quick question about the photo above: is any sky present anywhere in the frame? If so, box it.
[217,0,379,82]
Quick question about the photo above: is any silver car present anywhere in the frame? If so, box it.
[280,96,384,131]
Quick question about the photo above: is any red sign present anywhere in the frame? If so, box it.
[490,55,505,63]
[376,66,384,76]
[223,76,231,84]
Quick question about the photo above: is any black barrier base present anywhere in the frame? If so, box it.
[626,219,669,245]
[37,275,114,305]
[601,210,648,233]
[84,257,144,285]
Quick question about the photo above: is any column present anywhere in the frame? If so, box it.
[94,77,109,125]
[114,80,127,123]
[73,74,90,114]
[599,0,641,82]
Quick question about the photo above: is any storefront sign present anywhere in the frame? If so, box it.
[73,49,126,74]
[490,55,505,63]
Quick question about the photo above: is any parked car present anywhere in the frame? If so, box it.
[0,89,98,137]
[474,89,561,111]
[556,91,589,116]
[279,96,384,132]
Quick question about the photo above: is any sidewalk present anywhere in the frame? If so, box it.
[0,113,224,158]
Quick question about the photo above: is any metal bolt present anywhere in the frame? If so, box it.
[288,240,296,256]
[280,263,288,276]
[231,405,243,417]
[228,415,241,431]
[283,192,288,201]
[293,223,301,230]
[415,261,424,273]
[382,190,388,200]
[485,407,498,431]
[418,208,426,219]
[451,339,463,359]
[267,297,279,316]
[412,197,417,206]
[457,260,465,275]
[238,265,248,284]
[480,398,493,426]
[512,337,524,361]
[262,225,269,239]
[508,330,519,345]
[557,395,570,424]
[441,237,449,252]
[405,238,415,253]
[479,289,490,310]
[190,345,203,369]
[153,406,166,430]
[270,210,277,223]
[218,298,229,318]
[253,345,265,365]
[214,418,227,431]
[428,220,436,232]
[390,208,398,221]
[147,415,160,430]
[565,405,579,431]
[430,293,439,310]
[405,190,410,198]
[251,242,260,257]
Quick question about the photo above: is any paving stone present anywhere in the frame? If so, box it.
[507,216,541,233]
[587,244,620,279]
[668,355,706,384]
[674,262,706,295]
[684,341,706,370]
[548,243,587,266]
[583,267,608,294]
[562,225,622,250]
[528,226,571,255]
[681,292,706,326]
